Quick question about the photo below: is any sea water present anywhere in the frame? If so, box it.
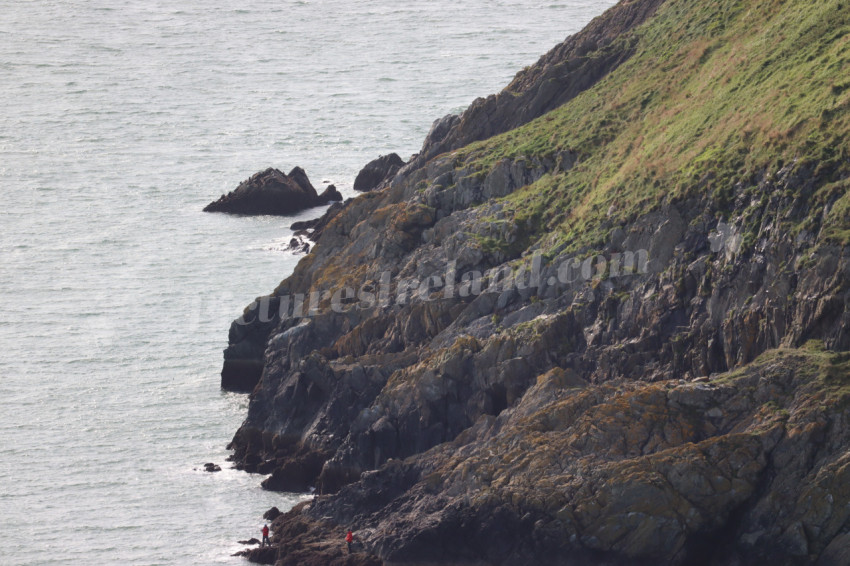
[0,1,617,564]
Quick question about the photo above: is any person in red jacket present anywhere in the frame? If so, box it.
[346,529,354,554]
[262,524,270,547]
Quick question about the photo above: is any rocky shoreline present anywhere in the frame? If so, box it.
[218,0,850,564]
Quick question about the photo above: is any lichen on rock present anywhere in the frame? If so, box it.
[218,0,850,563]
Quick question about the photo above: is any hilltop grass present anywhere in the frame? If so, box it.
[457,0,850,255]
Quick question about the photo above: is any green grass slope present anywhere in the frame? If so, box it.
[459,0,850,254]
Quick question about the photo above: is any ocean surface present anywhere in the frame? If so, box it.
[0,1,617,564]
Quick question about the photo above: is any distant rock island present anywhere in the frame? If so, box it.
[203,166,341,216]
[217,0,850,564]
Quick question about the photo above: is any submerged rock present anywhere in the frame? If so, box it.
[203,167,341,216]
[286,235,310,255]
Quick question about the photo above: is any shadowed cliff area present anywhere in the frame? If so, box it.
[221,0,850,563]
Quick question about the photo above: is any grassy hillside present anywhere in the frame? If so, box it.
[458,0,850,254]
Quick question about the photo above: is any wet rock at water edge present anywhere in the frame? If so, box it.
[232,546,275,564]
[203,167,342,215]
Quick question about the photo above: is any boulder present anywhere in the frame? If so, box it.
[204,167,341,215]
[232,546,276,564]
[203,462,221,472]
[353,153,405,192]
[317,184,342,202]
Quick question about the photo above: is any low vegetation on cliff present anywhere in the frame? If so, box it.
[224,0,850,564]
[459,0,850,255]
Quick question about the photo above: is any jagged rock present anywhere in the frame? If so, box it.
[219,0,850,563]
[269,504,383,566]
[220,296,285,392]
[238,537,261,545]
[285,236,311,255]
[221,358,265,393]
[261,448,326,493]
[353,153,404,192]
[422,114,460,150]
[203,462,221,472]
[290,219,318,231]
[278,352,850,565]
[819,532,850,566]
[318,184,342,202]
[203,167,341,216]
[233,545,276,564]
[263,506,282,521]
[290,200,349,243]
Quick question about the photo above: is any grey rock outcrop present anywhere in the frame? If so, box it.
[353,153,405,192]
[223,143,850,563]
[217,0,850,563]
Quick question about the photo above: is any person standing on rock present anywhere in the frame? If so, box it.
[346,529,353,554]
[261,524,270,547]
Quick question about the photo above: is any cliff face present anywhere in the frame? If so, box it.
[223,0,850,564]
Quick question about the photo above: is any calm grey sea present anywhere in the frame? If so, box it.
[0,1,616,564]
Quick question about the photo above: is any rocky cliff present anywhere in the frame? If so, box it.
[221,0,850,564]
